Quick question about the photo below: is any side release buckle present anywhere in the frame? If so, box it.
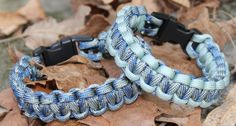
[150,12,201,51]
[33,35,93,66]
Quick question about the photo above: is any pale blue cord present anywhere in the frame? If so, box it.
[100,6,230,107]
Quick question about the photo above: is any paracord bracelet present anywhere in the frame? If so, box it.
[9,35,145,122]
[101,6,230,108]
[9,5,230,123]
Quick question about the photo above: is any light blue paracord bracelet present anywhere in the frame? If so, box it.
[99,6,230,108]
[9,5,230,123]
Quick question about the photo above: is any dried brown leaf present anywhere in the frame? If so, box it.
[47,120,85,126]
[70,0,117,24]
[0,0,47,37]
[179,5,229,48]
[78,14,110,37]
[23,5,91,50]
[179,0,219,24]
[17,0,46,22]
[169,0,191,8]
[70,0,103,11]
[178,0,236,49]
[24,55,104,93]
[0,88,18,110]
[156,109,201,126]
[28,119,45,126]
[0,106,8,121]
[144,94,198,126]
[218,17,236,39]
[187,9,228,48]
[102,96,161,126]
[0,109,28,126]
[101,59,121,78]
[59,55,102,69]
[0,88,28,126]
[102,0,114,4]
[40,63,106,92]
[26,80,57,94]
[203,84,236,126]
[0,13,27,36]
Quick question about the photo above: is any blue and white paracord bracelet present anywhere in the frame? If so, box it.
[101,6,230,108]
[9,6,230,122]
[9,35,142,122]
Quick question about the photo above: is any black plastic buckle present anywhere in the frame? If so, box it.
[150,12,201,52]
[33,35,93,66]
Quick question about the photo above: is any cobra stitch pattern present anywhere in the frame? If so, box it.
[100,6,230,108]
[10,55,141,122]
[9,6,230,122]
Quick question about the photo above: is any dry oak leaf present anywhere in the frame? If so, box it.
[47,116,109,126]
[100,59,122,78]
[70,0,104,12]
[17,0,46,22]
[218,17,236,40]
[0,88,28,126]
[203,84,236,126]
[23,5,91,50]
[185,7,228,48]
[169,0,191,8]
[71,1,116,24]
[70,0,118,24]
[178,0,233,49]
[39,63,106,92]
[179,0,220,24]
[0,13,27,36]
[78,14,110,37]
[102,0,114,4]
[143,93,201,126]
[25,55,104,93]
[155,108,201,126]
[0,106,8,121]
[46,120,85,126]
[59,55,103,69]
[0,0,46,37]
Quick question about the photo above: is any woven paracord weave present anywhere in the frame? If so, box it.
[9,5,230,123]
[9,33,151,121]
[98,6,230,108]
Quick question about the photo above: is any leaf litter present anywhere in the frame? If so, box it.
[1,0,236,126]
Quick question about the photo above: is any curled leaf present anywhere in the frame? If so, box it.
[0,13,27,36]
[23,5,91,49]
[17,0,46,21]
